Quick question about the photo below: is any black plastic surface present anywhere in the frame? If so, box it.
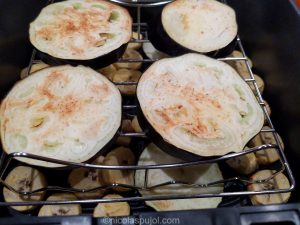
[0,204,300,225]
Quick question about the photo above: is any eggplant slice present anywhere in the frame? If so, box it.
[137,54,264,158]
[29,0,132,67]
[0,65,122,167]
[145,0,237,57]
[135,143,223,211]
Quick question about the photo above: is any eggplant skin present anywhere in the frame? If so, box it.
[137,53,264,157]
[161,0,238,53]
[0,65,122,167]
[29,0,132,60]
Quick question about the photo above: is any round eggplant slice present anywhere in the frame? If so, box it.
[145,0,237,57]
[0,65,122,167]
[29,0,132,68]
[135,143,223,211]
[137,54,264,159]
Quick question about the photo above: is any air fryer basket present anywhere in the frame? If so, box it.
[0,0,299,220]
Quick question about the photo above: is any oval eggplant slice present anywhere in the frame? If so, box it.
[162,0,237,53]
[137,54,264,158]
[29,0,132,67]
[135,143,223,211]
[0,65,122,167]
[145,0,237,57]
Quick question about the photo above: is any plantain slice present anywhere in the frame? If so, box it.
[93,194,130,217]
[131,116,143,133]
[227,50,253,78]
[263,100,271,124]
[3,166,47,212]
[38,193,81,216]
[248,170,291,205]
[128,32,143,50]
[226,147,258,175]
[101,147,135,191]
[249,74,265,94]
[113,69,141,95]
[68,156,106,199]
[20,63,49,79]
[114,49,143,70]
[98,64,117,81]
[249,126,284,165]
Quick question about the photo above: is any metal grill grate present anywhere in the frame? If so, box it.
[0,0,295,207]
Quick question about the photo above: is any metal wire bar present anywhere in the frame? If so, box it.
[0,144,286,170]
[109,0,172,7]
[0,167,284,197]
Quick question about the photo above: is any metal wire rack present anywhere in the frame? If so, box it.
[0,0,295,207]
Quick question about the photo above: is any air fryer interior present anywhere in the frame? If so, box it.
[0,0,299,219]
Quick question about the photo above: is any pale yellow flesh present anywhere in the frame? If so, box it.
[226,147,258,175]
[137,53,264,157]
[38,193,81,216]
[248,170,291,205]
[135,143,223,211]
[93,194,130,217]
[131,116,143,133]
[249,126,284,165]
[20,63,50,79]
[3,166,47,212]
[113,69,142,95]
[128,32,143,50]
[97,64,117,81]
[101,147,135,191]
[68,156,105,199]
[114,49,143,70]
[0,65,122,167]
[29,0,132,60]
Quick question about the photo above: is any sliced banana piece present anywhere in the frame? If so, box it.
[128,32,143,50]
[114,49,143,70]
[249,74,265,94]
[249,126,284,165]
[101,147,136,191]
[113,69,141,95]
[131,116,143,133]
[93,194,130,217]
[248,170,291,205]
[226,147,258,175]
[263,100,271,124]
[38,193,81,216]
[3,166,47,212]
[98,64,117,81]
[68,156,106,199]
[116,119,135,146]
[227,50,253,78]
[20,63,49,79]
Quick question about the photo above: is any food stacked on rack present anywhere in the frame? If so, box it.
[0,0,292,218]
[29,0,132,68]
